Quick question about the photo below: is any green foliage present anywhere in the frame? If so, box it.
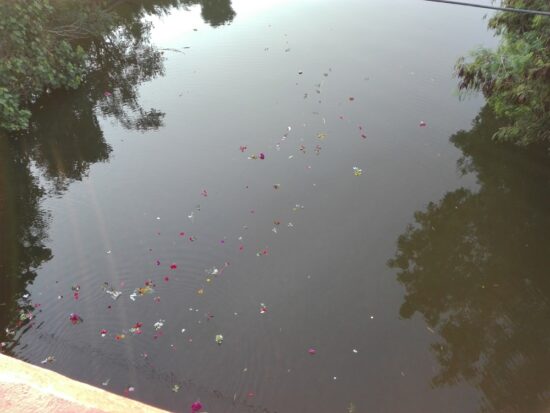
[0,0,235,132]
[455,1,550,145]
[0,0,88,131]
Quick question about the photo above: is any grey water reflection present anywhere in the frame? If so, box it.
[2,1,549,413]
[389,106,550,413]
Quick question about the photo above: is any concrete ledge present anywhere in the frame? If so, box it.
[0,354,169,413]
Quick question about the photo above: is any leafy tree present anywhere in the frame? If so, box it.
[0,0,87,131]
[0,0,235,132]
[455,0,550,145]
[389,106,550,412]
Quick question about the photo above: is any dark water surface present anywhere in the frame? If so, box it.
[1,1,549,412]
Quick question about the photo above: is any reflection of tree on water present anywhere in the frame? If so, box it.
[0,138,51,355]
[0,0,237,352]
[115,0,235,27]
[183,0,236,27]
[14,18,165,193]
[388,107,550,413]
[0,31,158,352]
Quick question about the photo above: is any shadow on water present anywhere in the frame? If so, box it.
[388,106,550,413]
[0,138,51,356]
[0,0,235,353]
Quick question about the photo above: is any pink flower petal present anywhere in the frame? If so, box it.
[69,313,83,325]
[190,401,203,412]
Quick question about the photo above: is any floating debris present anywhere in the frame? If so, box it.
[308,348,317,355]
[153,319,165,331]
[215,334,224,345]
[172,384,180,393]
[260,303,268,314]
[100,329,108,337]
[191,401,203,412]
[419,120,427,127]
[353,167,363,176]
[256,248,269,257]
[19,310,33,321]
[129,285,154,301]
[129,322,143,335]
[40,356,55,364]
[69,313,83,325]
[72,285,80,300]
[206,267,219,276]
[102,283,121,300]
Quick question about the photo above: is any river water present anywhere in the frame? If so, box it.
[1,1,549,412]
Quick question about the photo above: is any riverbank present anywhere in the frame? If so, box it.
[0,354,168,413]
